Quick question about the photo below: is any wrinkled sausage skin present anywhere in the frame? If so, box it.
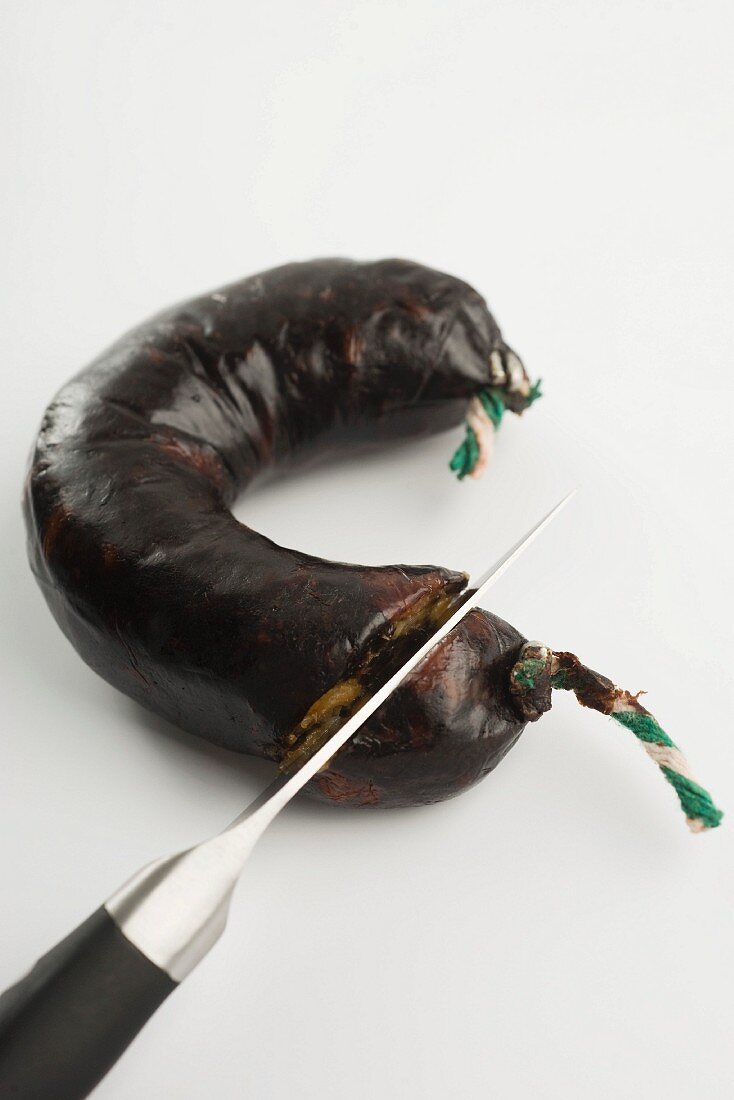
[24,259,529,807]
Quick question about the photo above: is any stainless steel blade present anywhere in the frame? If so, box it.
[107,489,575,980]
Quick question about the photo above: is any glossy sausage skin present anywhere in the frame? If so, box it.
[24,259,529,807]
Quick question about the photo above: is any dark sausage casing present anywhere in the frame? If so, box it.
[24,259,529,807]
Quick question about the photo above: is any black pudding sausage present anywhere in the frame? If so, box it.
[24,258,539,807]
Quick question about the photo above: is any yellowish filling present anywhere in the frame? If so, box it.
[279,584,464,774]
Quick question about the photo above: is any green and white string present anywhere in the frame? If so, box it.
[450,381,542,481]
[510,643,723,833]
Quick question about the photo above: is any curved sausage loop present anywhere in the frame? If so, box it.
[25,259,540,808]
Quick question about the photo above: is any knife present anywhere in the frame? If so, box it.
[0,491,573,1099]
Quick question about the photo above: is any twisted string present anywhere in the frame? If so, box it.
[510,643,723,833]
[450,381,541,480]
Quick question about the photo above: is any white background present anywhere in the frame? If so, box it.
[1,2,732,1098]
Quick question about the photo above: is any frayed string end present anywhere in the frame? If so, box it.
[449,424,481,481]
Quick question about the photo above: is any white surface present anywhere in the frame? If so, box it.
[1,2,732,1098]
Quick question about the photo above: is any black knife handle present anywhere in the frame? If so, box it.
[0,906,176,1099]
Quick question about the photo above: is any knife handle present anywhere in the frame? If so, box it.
[0,906,176,1099]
